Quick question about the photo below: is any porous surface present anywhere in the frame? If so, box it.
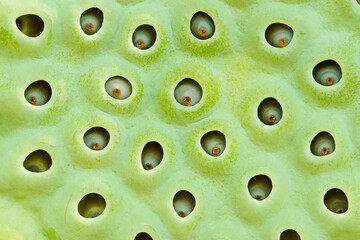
[1,0,360,239]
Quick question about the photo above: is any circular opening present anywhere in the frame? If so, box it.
[83,127,110,151]
[78,193,106,218]
[248,175,272,201]
[174,78,203,107]
[23,150,52,173]
[80,8,104,35]
[16,14,44,37]
[173,190,196,218]
[141,142,164,170]
[280,229,301,240]
[132,24,156,50]
[265,23,293,48]
[312,60,342,87]
[200,130,226,157]
[310,131,335,156]
[190,11,215,40]
[134,232,153,240]
[324,188,348,214]
[24,80,52,106]
[105,76,132,100]
[257,97,283,126]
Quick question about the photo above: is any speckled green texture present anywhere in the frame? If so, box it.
[1,0,360,239]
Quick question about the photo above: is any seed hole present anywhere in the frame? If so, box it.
[16,14,44,37]
[173,190,195,218]
[23,150,52,173]
[78,193,106,218]
[132,24,156,50]
[310,131,335,156]
[24,80,52,106]
[201,130,226,157]
[280,229,301,240]
[105,76,132,100]
[324,188,348,214]
[190,11,215,40]
[174,78,203,107]
[257,98,283,126]
[80,8,103,35]
[141,142,164,170]
[265,23,293,48]
[83,127,110,151]
[248,175,272,201]
[312,60,342,86]
[134,232,153,240]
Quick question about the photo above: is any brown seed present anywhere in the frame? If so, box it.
[178,210,186,217]
[254,195,263,200]
[183,96,192,105]
[212,147,221,155]
[336,208,344,214]
[321,147,329,155]
[85,23,95,32]
[29,96,37,104]
[136,40,145,49]
[268,114,276,123]
[91,142,100,150]
[113,88,121,97]
[326,77,335,86]
[145,163,153,170]
[278,38,287,48]
[198,27,207,37]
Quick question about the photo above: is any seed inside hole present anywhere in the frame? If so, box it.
[310,131,335,156]
[105,76,132,100]
[141,142,164,170]
[201,130,226,157]
[24,80,52,106]
[173,190,196,218]
[265,23,293,48]
[78,193,106,218]
[190,11,215,40]
[174,78,202,107]
[312,60,342,86]
[132,24,156,50]
[280,229,301,240]
[134,232,153,240]
[16,14,44,37]
[83,127,110,151]
[248,175,272,201]
[80,8,103,35]
[324,188,348,214]
[257,98,283,126]
[23,150,52,173]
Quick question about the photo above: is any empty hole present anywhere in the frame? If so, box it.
[265,23,293,48]
[173,190,196,218]
[310,131,335,156]
[257,98,283,126]
[280,229,301,240]
[134,232,153,240]
[141,142,163,170]
[248,175,272,201]
[83,127,110,151]
[80,8,103,35]
[24,80,52,106]
[16,14,44,37]
[190,11,215,40]
[174,78,203,107]
[312,60,342,86]
[201,130,226,157]
[132,24,156,50]
[23,150,52,173]
[78,193,106,218]
[105,76,132,100]
[324,188,348,214]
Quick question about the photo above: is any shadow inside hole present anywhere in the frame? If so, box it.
[134,232,153,240]
[23,149,52,173]
[105,76,132,100]
[83,127,110,151]
[200,130,226,157]
[24,80,52,106]
[248,175,272,201]
[310,131,335,157]
[312,60,342,87]
[78,193,106,218]
[190,11,215,40]
[174,78,203,107]
[257,97,283,126]
[324,188,348,214]
[16,14,44,37]
[280,229,301,240]
[141,141,164,170]
[173,190,196,218]
[265,23,293,48]
[132,24,157,50]
[80,8,104,35]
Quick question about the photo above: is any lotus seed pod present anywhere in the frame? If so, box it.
[141,142,163,170]
[134,232,153,240]
[201,131,226,157]
[248,175,272,201]
[83,127,110,151]
[105,76,132,100]
[174,78,202,106]
[190,12,215,40]
[257,98,283,125]
[80,8,103,35]
[16,14,44,37]
[280,229,301,240]
[310,132,335,156]
[23,150,52,173]
[24,80,52,106]
[173,190,196,218]
[313,60,342,86]
[132,25,156,49]
[324,189,348,214]
[78,193,106,218]
[265,23,293,48]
